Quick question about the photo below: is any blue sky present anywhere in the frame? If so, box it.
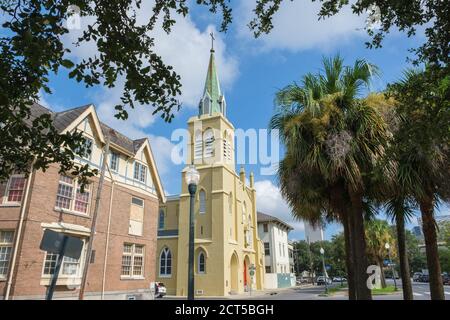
[29,1,448,241]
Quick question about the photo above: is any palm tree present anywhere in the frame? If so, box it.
[271,55,390,300]
[387,69,449,300]
[385,197,414,300]
[365,219,396,289]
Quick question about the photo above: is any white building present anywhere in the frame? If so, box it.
[257,212,296,289]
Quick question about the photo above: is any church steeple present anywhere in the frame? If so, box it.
[199,33,226,117]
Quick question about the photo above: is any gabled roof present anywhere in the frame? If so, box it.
[53,104,91,132]
[27,102,166,202]
[257,211,294,231]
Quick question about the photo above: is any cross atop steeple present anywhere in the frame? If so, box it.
[210,32,215,52]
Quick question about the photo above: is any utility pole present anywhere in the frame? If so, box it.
[78,135,110,300]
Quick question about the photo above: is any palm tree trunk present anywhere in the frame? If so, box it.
[377,258,387,288]
[342,213,357,300]
[419,197,445,300]
[395,213,413,300]
[349,188,372,300]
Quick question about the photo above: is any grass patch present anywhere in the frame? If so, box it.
[372,285,399,295]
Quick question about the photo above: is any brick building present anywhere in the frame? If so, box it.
[0,103,165,299]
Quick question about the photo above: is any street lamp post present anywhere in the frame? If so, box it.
[185,165,200,300]
[320,247,328,294]
[385,242,398,291]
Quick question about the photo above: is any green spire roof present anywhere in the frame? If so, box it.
[199,48,226,116]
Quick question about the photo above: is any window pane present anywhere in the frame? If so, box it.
[134,163,140,180]
[56,180,73,210]
[123,244,132,253]
[7,177,26,202]
[140,165,146,183]
[0,231,14,244]
[62,256,79,275]
[0,246,12,276]
[74,186,90,214]
[132,197,144,207]
[159,210,165,229]
[110,152,119,171]
[133,256,143,276]
[43,253,58,275]
[134,245,144,255]
[121,255,131,276]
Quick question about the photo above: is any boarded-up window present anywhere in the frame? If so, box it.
[129,197,144,236]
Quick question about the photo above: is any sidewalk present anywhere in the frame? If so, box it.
[163,284,315,300]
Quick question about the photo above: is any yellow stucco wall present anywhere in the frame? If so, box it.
[156,112,264,297]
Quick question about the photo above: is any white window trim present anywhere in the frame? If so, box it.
[110,151,120,172]
[40,238,87,282]
[2,174,26,205]
[121,243,145,279]
[133,161,147,184]
[0,230,14,280]
[159,247,172,278]
[54,176,91,216]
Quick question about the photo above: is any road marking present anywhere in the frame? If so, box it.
[413,292,423,296]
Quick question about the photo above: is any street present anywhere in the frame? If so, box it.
[235,280,450,300]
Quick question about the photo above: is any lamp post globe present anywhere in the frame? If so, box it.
[186,164,199,300]
[320,247,324,255]
[185,165,200,187]
[385,242,390,250]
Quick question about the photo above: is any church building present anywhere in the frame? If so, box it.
[155,42,265,297]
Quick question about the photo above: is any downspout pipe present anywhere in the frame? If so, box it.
[101,162,115,300]
[5,163,35,300]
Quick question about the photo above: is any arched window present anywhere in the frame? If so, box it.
[198,251,206,274]
[159,248,172,276]
[242,202,247,223]
[199,190,206,214]
[228,192,233,215]
[203,129,214,158]
[194,131,203,160]
[158,209,165,230]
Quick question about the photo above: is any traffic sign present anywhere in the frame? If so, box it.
[40,229,83,259]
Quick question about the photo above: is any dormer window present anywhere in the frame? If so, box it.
[110,152,119,172]
[134,162,147,183]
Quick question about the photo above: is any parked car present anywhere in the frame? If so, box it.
[317,276,332,285]
[332,276,346,282]
[413,272,423,282]
[154,282,167,298]
[442,274,450,286]
[418,274,429,283]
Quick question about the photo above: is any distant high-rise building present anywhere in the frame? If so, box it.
[414,215,449,240]
[304,222,324,244]
[412,226,423,238]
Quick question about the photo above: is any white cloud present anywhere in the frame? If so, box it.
[254,179,305,232]
[148,134,177,177]
[61,2,238,151]
[62,2,238,111]
[237,0,366,52]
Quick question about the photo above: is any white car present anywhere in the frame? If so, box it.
[154,282,167,298]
